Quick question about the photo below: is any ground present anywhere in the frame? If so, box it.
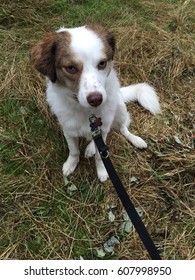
[0,0,194,259]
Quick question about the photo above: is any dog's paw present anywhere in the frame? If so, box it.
[98,169,109,182]
[96,159,109,182]
[134,136,147,149]
[84,141,96,158]
[128,134,147,149]
[62,155,79,176]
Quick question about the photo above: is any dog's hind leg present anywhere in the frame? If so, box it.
[114,102,147,149]
[120,125,147,149]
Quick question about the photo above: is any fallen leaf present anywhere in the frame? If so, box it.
[120,208,143,233]
[103,236,120,254]
[173,135,183,145]
[130,176,138,184]
[64,177,78,196]
[135,207,143,218]
[108,210,116,222]
[95,248,106,258]
[120,220,133,233]
[19,106,28,115]
[67,184,78,196]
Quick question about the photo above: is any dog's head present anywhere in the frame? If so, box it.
[30,24,115,108]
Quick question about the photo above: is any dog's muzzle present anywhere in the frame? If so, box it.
[87,92,103,107]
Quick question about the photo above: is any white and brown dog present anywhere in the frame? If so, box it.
[30,24,161,182]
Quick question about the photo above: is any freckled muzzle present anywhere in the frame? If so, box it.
[87,92,103,107]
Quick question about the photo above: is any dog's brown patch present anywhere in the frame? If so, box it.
[55,39,83,93]
[30,32,58,82]
[30,31,83,92]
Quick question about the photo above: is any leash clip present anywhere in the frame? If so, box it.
[89,114,109,159]
[89,114,103,139]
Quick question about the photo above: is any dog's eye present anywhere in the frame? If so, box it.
[65,65,78,74]
[98,60,107,70]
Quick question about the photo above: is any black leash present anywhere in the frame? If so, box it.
[89,114,162,260]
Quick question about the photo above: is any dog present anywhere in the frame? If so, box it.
[30,24,161,182]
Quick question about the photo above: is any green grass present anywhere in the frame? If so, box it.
[0,0,195,259]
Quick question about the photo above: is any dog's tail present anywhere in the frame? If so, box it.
[120,83,161,114]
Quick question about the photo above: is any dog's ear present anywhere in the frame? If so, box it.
[106,32,116,58]
[30,33,57,82]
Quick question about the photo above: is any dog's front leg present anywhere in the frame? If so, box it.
[94,132,109,182]
[62,135,80,176]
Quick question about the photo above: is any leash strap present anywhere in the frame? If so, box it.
[89,114,161,260]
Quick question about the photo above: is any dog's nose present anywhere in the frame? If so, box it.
[87,92,103,107]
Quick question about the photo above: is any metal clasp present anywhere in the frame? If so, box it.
[89,114,102,138]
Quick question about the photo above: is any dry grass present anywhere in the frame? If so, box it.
[0,0,194,260]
